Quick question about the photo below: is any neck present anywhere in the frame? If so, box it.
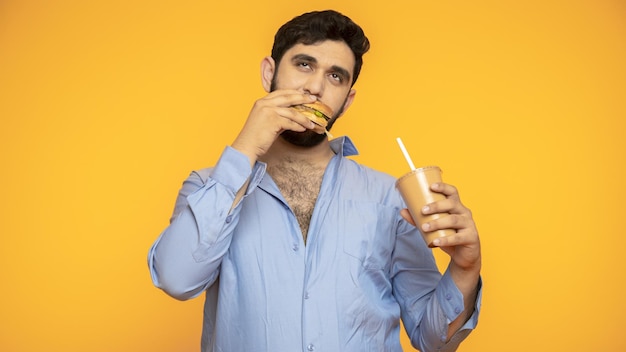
[260,136,335,168]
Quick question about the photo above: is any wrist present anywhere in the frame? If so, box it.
[230,141,258,168]
[449,259,481,290]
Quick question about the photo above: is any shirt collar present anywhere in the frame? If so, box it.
[329,136,359,157]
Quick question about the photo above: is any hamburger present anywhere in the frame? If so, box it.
[292,101,333,135]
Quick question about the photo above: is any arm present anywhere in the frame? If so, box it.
[148,147,261,300]
[148,89,318,301]
[418,182,481,340]
[398,182,482,351]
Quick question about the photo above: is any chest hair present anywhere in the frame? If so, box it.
[268,158,326,244]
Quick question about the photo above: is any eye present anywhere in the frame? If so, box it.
[296,61,312,70]
[329,72,345,84]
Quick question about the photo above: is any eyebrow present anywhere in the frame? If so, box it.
[291,53,352,83]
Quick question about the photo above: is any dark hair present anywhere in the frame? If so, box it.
[271,10,370,86]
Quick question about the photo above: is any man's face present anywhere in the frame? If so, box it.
[270,40,356,147]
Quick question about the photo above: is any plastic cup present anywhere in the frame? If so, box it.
[395,166,455,247]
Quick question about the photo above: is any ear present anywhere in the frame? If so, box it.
[338,88,357,117]
[260,56,275,92]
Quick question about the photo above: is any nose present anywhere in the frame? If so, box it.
[303,72,325,98]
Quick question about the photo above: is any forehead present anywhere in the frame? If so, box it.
[282,40,355,72]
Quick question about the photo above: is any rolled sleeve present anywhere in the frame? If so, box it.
[148,146,266,300]
[210,146,255,193]
[435,270,466,323]
[432,270,482,350]
[436,270,482,327]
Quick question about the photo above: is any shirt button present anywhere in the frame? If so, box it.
[455,307,462,314]
[304,292,310,299]
[445,293,452,300]
[307,344,315,351]
[292,244,299,251]
[225,215,233,223]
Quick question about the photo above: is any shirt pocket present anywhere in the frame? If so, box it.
[341,200,397,270]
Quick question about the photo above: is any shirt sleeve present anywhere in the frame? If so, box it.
[392,218,482,352]
[147,146,265,300]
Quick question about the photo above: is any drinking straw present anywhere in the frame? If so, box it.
[396,137,416,170]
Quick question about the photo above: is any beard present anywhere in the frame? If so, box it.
[271,75,346,148]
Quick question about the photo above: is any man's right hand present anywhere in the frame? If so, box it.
[231,90,317,165]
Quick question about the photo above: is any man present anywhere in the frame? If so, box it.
[148,10,482,352]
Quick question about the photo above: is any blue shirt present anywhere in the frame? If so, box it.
[148,137,481,352]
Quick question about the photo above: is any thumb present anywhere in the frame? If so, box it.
[400,208,416,227]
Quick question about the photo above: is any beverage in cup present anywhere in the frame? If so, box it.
[395,166,456,247]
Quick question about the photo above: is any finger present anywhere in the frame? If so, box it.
[264,90,317,107]
[423,188,471,216]
[276,107,316,130]
[260,92,318,130]
[432,226,480,249]
[431,232,469,248]
[421,213,469,233]
[430,182,460,199]
[424,198,471,217]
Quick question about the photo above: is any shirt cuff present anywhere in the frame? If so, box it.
[436,269,482,328]
[210,146,255,193]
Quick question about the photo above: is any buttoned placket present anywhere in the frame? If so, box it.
[301,151,346,352]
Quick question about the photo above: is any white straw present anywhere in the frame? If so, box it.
[396,137,416,170]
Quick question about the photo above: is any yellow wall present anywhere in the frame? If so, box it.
[1,0,625,351]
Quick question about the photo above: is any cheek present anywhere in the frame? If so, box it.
[329,92,350,116]
[273,66,307,90]
[273,77,305,91]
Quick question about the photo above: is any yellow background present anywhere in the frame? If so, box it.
[1,0,625,351]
